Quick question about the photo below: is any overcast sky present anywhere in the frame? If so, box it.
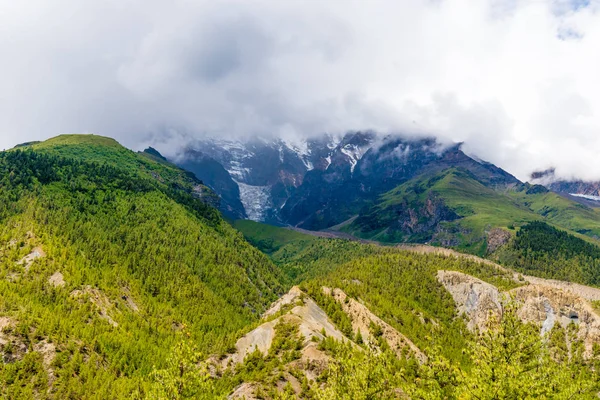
[1,0,599,181]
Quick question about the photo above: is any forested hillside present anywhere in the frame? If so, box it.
[2,135,600,399]
[230,221,600,398]
[0,135,285,398]
[494,221,600,286]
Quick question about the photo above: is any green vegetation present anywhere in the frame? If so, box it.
[346,168,600,255]
[309,305,598,399]
[233,220,317,255]
[209,302,599,399]
[408,304,598,399]
[2,135,600,399]
[298,250,508,365]
[0,136,284,398]
[348,168,533,250]
[507,188,600,238]
[494,221,600,285]
[240,222,521,364]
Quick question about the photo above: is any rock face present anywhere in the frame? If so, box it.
[178,150,246,219]
[353,193,462,243]
[18,246,45,272]
[437,270,502,331]
[223,286,345,367]
[486,228,511,254]
[70,286,118,327]
[512,284,600,355]
[48,271,65,288]
[437,270,600,357]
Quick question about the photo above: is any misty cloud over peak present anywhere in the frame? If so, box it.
[1,0,600,181]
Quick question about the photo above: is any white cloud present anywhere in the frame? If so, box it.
[1,0,600,181]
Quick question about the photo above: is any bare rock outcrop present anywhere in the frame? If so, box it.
[71,286,118,327]
[18,246,45,271]
[262,285,304,319]
[486,228,511,254]
[229,382,259,399]
[222,287,345,367]
[438,270,600,358]
[437,270,503,331]
[512,284,600,356]
[48,271,65,287]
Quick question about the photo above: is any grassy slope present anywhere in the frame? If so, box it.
[233,220,317,254]
[0,135,285,398]
[347,168,600,254]
[507,189,600,238]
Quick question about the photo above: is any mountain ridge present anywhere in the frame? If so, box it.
[1,134,600,398]
[168,132,600,254]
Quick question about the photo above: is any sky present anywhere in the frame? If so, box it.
[1,0,600,181]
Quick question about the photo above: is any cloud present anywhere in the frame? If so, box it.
[1,0,600,181]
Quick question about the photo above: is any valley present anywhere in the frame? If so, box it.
[1,134,600,399]
[5,1,600,398]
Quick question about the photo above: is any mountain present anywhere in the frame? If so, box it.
[169,132,520,227]
[176,148,247,220]
[0,134,285,398]
[227,222,600,398]
[280,137,521,231]
[343,167,600,254]
[172,133,343,223]
[170,132,600,254]
[1,134,599,398]
[531,168,600,204]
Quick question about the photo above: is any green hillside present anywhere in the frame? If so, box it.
[232,220,317,255]
[223,221,599,398]
[2,136,599,399]
[347,168,600,255]
[493,221,600,286]
[238,222,522,364]
[0,135,285,398]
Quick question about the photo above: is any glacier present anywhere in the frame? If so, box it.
[236,181,273,221]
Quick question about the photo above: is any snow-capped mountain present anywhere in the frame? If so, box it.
[170,132,520,227]
[530,168,600,204]
[172,132,375,222]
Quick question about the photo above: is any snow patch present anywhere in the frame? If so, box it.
[228,161,251,181]
[282,138,314,171]
[340,144,369,174]
[324,156,331,170]
[236,181,273,221]
[326,133,343,150]
[302,158,314,171]
[570,193,600,201]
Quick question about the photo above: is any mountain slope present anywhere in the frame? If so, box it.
[279,136,521,230]
[221,222,599,398]
[173,132,523,231]
[0,135,285,398]
[344,167,600,254]
[493,221,600,286]
[176,149,247,220]
[3,134,600,398]
[531,168,600,200]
